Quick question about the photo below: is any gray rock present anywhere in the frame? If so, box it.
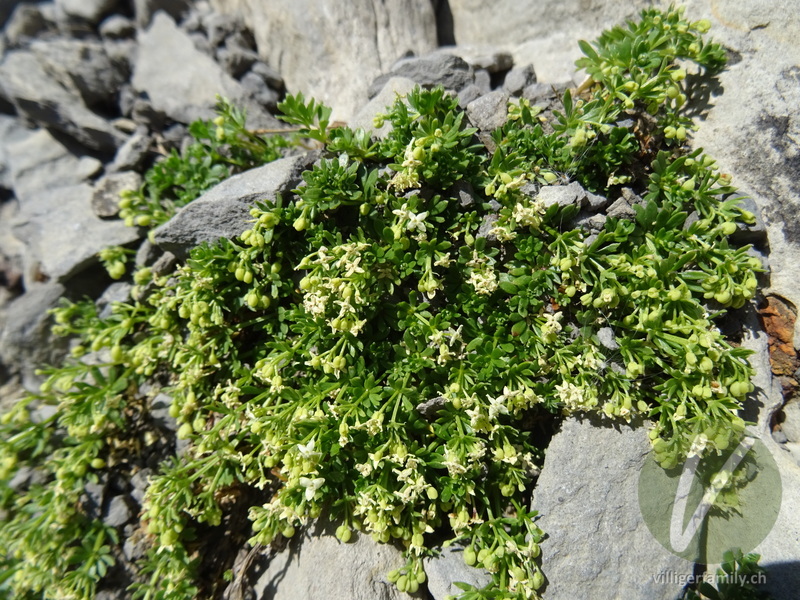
[211,0,437,121]
[453,180,479,208]
[0,51,125,152]
[99,14,136,39]
[780,400,800,443]
[684,0,800,342]
[4,3,50,47]
[250,62,284,91]
[104,495,133,527]
[457,84,483,109]
[150,392,178,432]
[473,69,492,93]
[535,181,587,210]
[447,1,650,83]
[571,212,606,233]
[202,11,239,47]
[606,197,636,220]
[371,53,474,98]
[97,282,133,320]
[218,45,258,79]
[109,128,151,172]
[153,153,315,259]
[133,0,192,28]
[55,0,117,24]
[7,128,102,202]
[585,190,609,211]
[477,213,498,240]
[349,77,418,139]
[739,306,800,600]
[0,282,68,389]
[620,186,642,206]
[30,38,126,108]
[531,416,693,599]
[0,115,30,192]
[92,171,143,218]
[425,544,491,599]
[130,468,152,505]
[522,82,561,106]
[433,44,513,73]
[11,183,140,282]
[596,326,619,351]
[84,477,108,515]
[772,428,789,444]
[729,195,767,245]
[466,90,509,133]
[503,64,537,96]
[239,71,280,110]
[132,12,277,127]
[252,519,412,600]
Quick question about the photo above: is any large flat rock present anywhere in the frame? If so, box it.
[531,416,693,599]
[209,0,438,121]
[252,519,413,600]
[132,11,277,127]
[153,153,315,259]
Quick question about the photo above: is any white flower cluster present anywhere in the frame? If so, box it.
[466,250,498,295]
[556,380,598,412]
[512,199,545,229]
[299,242,371,337]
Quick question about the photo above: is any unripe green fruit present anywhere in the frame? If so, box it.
[532,570,545,589]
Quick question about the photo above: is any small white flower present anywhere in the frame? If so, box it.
[406,210,429,232]
[297,439,321,461]
[299,476,325,501]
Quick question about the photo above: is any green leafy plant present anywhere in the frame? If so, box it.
[0,7,765,600]
[118,98,293,230]
[684,549,771,600]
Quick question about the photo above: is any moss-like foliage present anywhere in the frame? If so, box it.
[0,7,764,600]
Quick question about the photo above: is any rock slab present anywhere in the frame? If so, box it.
[531,416,693,599]
[153,153,316,259]
[253,519,412,600]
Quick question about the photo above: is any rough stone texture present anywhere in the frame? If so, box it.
[133,0,192,28]
[425,544,491,599]
[55,0,118,24]
[252,519,413,600]
[447,0,652,84]
[30,38,126,108]
[92,171,142,218]
[432,44,513,73]
[502,64,537,96]
[6,128,102,202]
[535,182,587,210]
[104,495,133,527]
[132,12,277,127]
[109,128,151,172]
[99,14,136,39]
[349,77,418,139]
[0,283,68,390]
[531,416,694,599]
[210,0,438,121]
[0,51,125,152]
[679,0,800,347]
[369,53,474,99]
[4,3,50,47]
[12,183,140,282]
[153,153,315,259]
[739,308,800,600]
[0,114,29,192]
[466,91,509,134]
